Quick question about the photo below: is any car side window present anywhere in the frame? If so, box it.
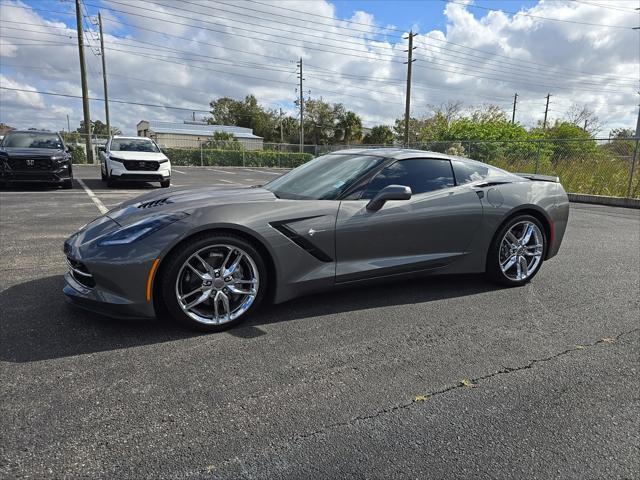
[362,159,455,199]
[451,159,489,185]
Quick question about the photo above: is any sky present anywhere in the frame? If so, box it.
[0,0,638,137]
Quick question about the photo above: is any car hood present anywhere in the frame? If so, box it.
[0,147,65,157]
[107,185,277,226]
[108,151,168,161]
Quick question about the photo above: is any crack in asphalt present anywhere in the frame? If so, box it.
[292,327,640,443]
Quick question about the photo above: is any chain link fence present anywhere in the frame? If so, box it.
[61,132,639,199]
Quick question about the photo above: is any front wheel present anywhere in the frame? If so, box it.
[160,179,170,188]
[486,215,546,286]
[159,234,266,331]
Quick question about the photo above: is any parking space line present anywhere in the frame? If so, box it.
[77,179,108,214]
[218,179,234,183]
[173,169,186,174]
[208,169,235,174]
[243,168,281,175]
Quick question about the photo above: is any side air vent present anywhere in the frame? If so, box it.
[269,219,333,263]
[138,198,171,209]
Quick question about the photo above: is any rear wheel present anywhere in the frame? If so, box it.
[487,215,546,286]
[160,234,266,331]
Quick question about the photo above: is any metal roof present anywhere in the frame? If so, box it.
[143,121,263,139]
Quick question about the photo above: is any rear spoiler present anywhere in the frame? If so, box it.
[515,173,559,183]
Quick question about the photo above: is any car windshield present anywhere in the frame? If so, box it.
[2,132,63,149]
[264,153,385,200]
[111,139,159,152]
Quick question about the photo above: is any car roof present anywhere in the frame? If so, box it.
[6,130,58,135]
[112,136,153,140]
[328,148,463,162]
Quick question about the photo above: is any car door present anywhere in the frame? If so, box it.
[335,157,484,283]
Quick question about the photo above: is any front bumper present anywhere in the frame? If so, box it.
[1,165,72,183]
[108,161,170,183]
[64,272,155,319]
[63,219,160,319]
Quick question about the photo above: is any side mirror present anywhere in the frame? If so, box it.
[366,184,412,211]
[98,146,106,153]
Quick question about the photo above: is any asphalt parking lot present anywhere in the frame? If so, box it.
[1,165,639,479]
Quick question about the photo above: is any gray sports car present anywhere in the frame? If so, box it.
[63,149,569,331]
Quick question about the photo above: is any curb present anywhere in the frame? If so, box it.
[568,193,640,209]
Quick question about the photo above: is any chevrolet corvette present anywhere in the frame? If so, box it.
[63,149,569,331]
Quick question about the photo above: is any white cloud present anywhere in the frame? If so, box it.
[0,0,637,135]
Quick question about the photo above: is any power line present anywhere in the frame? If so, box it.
[84,0,401,61]
[444,0,637,29]
[157,0,405,42]
[417,38,638,87]
[418,40,637,89]
[245,0,407,35]
[0,86,211,112]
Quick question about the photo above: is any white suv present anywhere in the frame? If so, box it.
[99,136,171,188]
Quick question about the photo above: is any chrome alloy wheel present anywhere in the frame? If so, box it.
[175,244,259,325]
[499,221,544,281]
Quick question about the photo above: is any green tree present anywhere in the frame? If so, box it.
[77,119,121,136]
[363,125,395,145]
[393,117,429,144]
[303,98,345,145]
[208,95,281,142]
[203,131,241,150]
[336,110,363,144]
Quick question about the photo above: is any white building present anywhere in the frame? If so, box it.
[137,120,263,150]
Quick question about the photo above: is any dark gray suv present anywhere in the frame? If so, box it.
[0,130,73,188]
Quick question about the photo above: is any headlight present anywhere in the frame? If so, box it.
[51,155,68,162]
[97,212,189,246]
[109,156,123,162]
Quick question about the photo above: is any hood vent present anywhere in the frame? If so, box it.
[137,198,172,209]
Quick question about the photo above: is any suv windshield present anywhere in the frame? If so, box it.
[2,132,63,149]
[265,153,385,200]
[111,138,159,152]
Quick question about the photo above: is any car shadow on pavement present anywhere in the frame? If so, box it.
[78,178,161,191]
[1,273,498,363]
[0,275,199,363]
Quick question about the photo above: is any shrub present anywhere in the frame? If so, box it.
[70,146,86,164]
[164,148,313,168]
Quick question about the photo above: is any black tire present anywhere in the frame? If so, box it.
[160,179,170,188]
[62,178,73,189]
[101,165,106,181]
[106,176,117,188]
[159,233,267,332]
[486,214,547,287]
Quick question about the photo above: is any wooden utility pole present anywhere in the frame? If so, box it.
[403,31,416,148]
[75,0,93,163]
[543,93,551,130]
[511,93,518,124]
[297,58,304,153]
[98,12,110,138]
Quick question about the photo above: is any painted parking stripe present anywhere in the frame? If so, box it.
[243,168,281,175]
[218,178,235,183]
[173,169,187,174]
[207,168,236,174]
[77,179,108,214]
